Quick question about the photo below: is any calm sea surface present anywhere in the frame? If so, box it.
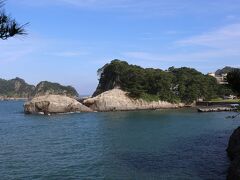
[0,101,239,180]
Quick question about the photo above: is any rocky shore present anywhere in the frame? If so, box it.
[83,89,184,112]
[198,106,236,112]
[24,95,92,115]
[24,89,185,114]
[227,127,240,180]
[0,97,28,101]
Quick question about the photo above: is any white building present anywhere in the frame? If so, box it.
[207,73,228,84]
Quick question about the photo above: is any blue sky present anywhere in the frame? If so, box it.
[1,0,240,94]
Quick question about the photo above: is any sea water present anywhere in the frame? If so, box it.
[0,101,239,179]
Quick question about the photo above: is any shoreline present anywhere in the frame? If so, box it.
[198,106,238,112]
[2,93,239,113]
[0,97,28,101]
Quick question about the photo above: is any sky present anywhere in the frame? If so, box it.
[1,0,240,94]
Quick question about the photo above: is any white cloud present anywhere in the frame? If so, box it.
[124,50,240,63]
[124,23,240,65]
[177,23,240,48]
[47,51,88,57]
[0,35,89,64]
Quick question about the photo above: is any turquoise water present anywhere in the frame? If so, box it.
[0,101,239,179]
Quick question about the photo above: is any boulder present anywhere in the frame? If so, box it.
[227,127,240,180]
[83,89,184,112]
[24,95,93,115]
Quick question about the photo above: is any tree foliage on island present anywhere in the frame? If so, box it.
[0,77,35,98]
[169,67,220,103]
[0,0,27,40]
[227,69,240,96]
[94,60,231,103]
[34,81,79,97]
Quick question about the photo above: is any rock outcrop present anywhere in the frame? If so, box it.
[227,127,240,180]
[198,107,236,112]
[24,95,92,115]
[83,89,184,112]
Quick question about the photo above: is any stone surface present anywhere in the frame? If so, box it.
[227,127,240,180]
[198,107,236,112]
[84,89,184,112]
[24,95,92,114]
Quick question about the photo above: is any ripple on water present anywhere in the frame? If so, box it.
[0,102,238,179]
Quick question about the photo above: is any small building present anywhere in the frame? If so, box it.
[207,72,216,77]
[224,95,237,100]
[231,104,239,108]
[207,72,228,84]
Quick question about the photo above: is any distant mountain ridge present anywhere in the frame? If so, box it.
[215,66,239,75]
[0,77,78,98]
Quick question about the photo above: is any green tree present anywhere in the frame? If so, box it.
[94,60,224,103]
[227,69,240,96]
[0,1,27,40]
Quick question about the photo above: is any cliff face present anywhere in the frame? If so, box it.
[84,89,184,112]
[227,127,240,180]
[92,78,119,97]
[92,61,122,97]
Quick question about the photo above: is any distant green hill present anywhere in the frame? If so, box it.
[0,78,78,98]
[0,77,35,98]
[34,81,78,97]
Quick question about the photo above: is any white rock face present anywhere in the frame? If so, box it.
[83,89,184,112]
[24,95,92,114]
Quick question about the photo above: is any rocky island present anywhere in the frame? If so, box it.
[24,95,92,115]
[81,60,233,112]
[0,60,235,114]
[0,77,90,114]
[0,77,78,99]
[84,89,184,112]
[21,60,236,114]
[21,80,86,114]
